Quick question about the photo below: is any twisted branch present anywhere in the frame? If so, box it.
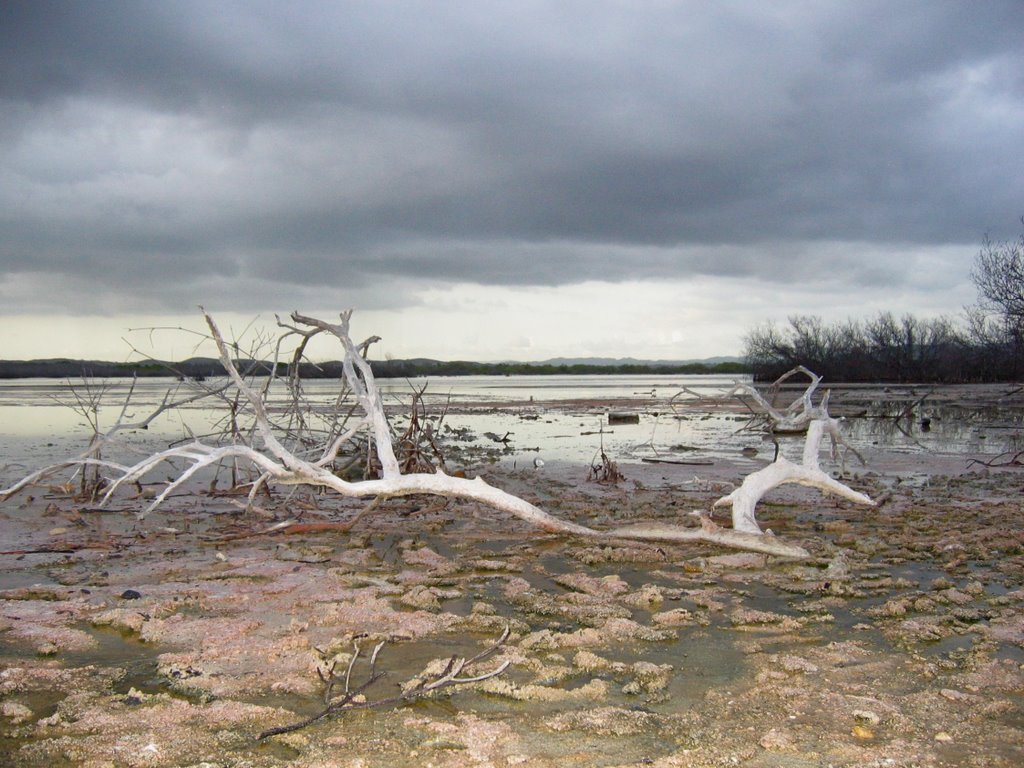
[3,310,824,557]
[259,627,512,739]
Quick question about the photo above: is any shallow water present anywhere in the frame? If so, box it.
[2,377,1022,765]
[2,469,1023,767]
[3,377,1020,495]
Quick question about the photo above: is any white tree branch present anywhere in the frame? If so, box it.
[714,375,875,534]
[4,311,830,559]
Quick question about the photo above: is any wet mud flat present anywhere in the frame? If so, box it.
[1,385,1024,767]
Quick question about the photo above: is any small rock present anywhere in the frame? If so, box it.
[630,661,673,692]
[934,731,954,742]
[475,676,609,702]
[851,725,874,739]
[553,573,629,597]
[755,669,788,683]
[964,580,985,596]
[573,650,628,676]
[898,617,946,642]
[36,642,59,656]
[777,655,818,675]
[621,583,664,609]
[470,558,521,573]
[685,590,725,612]
[120,589,142,600]
[759,728,795,751]
[421,737,466,751]
[938,588,973,606]
[912,596,935,612]
[651,608,695,627]
[92,608,147,634]
[853,709,881,726]
[730,607,798,628]
[400,585,441,611]
[546,706,660,737]
[870,597,912,617]
[706,553,768,569]
[1,701,33,724]
[122,687,147,705]
[821,520,852,533]
[402,546,457,573]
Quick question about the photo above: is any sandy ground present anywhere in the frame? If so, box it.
[1,384,1023,767]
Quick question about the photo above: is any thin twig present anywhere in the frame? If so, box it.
[258,627,511,740]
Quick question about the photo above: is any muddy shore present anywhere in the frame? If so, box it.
[1,384,1022,767]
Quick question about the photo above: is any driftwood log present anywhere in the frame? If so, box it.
[2,313,876,558]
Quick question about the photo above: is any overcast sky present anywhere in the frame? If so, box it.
[1,1,1022,363]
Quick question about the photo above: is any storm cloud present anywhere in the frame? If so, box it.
[1,1,1022,356]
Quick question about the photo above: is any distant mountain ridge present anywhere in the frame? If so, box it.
[528,355,742,367]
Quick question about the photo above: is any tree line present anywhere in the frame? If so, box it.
[0,356,748,381]
[745,224,1024,382]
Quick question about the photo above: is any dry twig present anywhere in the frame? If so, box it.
[966,449,1024,468]
[258,627,512,740]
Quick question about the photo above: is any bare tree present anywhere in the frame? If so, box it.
[3,309,822,557]
[972,226,1024,333]
[748,311,967,383]
[971,223,1024,378]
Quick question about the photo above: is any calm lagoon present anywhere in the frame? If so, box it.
[1,374,1019,487]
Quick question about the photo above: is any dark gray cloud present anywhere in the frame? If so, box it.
[1,0,1022,315]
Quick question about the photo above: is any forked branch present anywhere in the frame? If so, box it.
[713,369,875,534]
[3,311,827,558]
[258,627,512,739]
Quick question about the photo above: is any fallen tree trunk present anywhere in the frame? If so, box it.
[3,311,865,559]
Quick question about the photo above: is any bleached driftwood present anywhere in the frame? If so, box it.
[714,368,875,534]
[728,365,825,432]
[714,420,875,534]
[0,377,232,501]
[2,310,816,557]
[727,365,865,468]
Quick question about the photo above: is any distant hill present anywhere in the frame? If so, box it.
[0,355,748,380]
[0,357,230,380]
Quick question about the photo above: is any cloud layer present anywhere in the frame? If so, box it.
[1,1,1021,356]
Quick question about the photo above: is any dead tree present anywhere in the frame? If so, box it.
[2,310,825,558]
[714,367,875,534]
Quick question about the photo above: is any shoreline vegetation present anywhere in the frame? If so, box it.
[0,357,749,380]
[741,229,1024,383]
